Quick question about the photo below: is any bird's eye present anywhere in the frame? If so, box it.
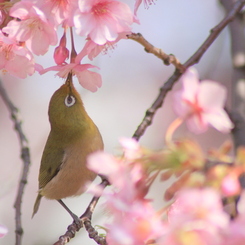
[65,95,76,107]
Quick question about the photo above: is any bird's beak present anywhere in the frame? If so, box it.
[65,72,73,87]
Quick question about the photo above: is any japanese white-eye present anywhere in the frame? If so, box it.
[32,73,103,221]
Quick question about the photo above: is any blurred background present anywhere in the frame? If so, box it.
[0,0,234,244]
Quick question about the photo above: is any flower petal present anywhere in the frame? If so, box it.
[198,81,226,110]
[181,67,199,102]
[205,110,234,133]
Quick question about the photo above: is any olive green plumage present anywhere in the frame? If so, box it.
[32,73,103,217]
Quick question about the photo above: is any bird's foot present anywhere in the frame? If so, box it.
[72,213,82,229]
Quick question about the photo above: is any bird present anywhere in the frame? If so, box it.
[32,72,103,223]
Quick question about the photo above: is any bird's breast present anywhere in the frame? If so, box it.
[41,132,103,200]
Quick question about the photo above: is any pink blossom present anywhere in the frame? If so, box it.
[40,63,102,92]
[0,31,35,78]
[168,188,229,229]
[119,137,142,160]
[74,0,133,45]
[160,227,223,245]
[87,151,121,177]
[75,39,105,62]
[88,148,148,210]
[106,201,165,245]
[3,1,57,55]
[162,188,229,245]
[88,140,165,244]
[76,32,129,61]
[0,224,8,238]
[88,151,142,196]
[35,0,78,26]
[88,148,163,244]
[173,67,233,134]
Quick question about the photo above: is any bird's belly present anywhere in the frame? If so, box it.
[41,159,97,200]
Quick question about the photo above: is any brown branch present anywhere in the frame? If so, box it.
[53,178,109,245]
[0,79,31,245]
[127,33,185,72]
[132,0,245,141]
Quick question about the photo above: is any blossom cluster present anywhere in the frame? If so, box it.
[0,0,153,91]
[87,136,245,245]
[88,138,165,244]
[83,67,236,244]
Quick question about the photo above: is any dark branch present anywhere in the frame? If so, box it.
[0,79,31,245]
[53,178,109,245]
[127,32,185,72]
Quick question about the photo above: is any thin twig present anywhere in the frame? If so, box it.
[0,79,31,245]
[132,0,245,141]
[53,178,109,245]
[127,33,185,72]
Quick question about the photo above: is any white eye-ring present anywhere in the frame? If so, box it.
[65,95,76,107]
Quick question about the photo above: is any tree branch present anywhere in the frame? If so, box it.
[53,178,109,245]
[132,0,245,141]
[0,79,31,245]
[127,32,185,72]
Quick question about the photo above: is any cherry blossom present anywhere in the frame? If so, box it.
[76,32,129,61]
[173,67,233,134]
[34,0,78,26]
[106,201,165,245]
[40,63,102,92]
[88,151,143,199]
[119,137,142,160]
[168,188,229,228]
[87,144,164,245]
[74,0,133,45]
[0,31,35,78]
[162,188,229,245]
[3,1,57,55]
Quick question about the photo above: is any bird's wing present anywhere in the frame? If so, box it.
[38,134,66,189]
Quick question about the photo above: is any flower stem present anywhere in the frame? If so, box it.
[165,117,183,146]
[70,27,77,63]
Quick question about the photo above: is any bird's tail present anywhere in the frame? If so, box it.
[32,194,42,218]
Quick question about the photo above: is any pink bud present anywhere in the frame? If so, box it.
[53,30,69,65]
[54,45,69,65]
